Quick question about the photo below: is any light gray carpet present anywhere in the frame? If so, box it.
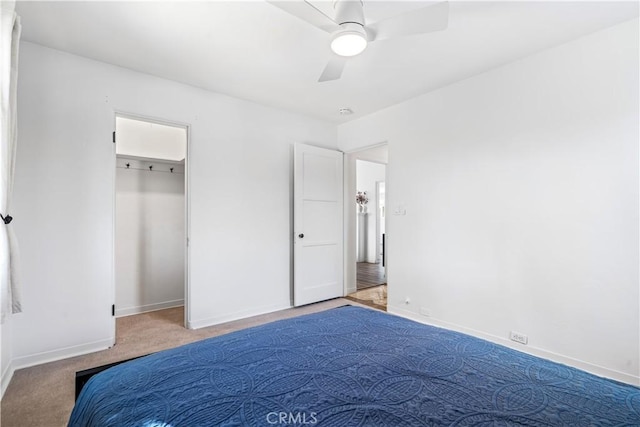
[0,298,361,427]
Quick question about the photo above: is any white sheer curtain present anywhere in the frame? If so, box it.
[1,1,22,322]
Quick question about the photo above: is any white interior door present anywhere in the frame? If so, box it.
[294,143,343,306]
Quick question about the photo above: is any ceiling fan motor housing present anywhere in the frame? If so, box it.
[330,0,368,57]
[333,0,365,27]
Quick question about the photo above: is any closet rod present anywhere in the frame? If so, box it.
[116,165,184,174]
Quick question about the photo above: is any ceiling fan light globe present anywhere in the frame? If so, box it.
[331,33,367,56]
[330,23,368,57]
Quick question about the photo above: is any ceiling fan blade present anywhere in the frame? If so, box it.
[318,57,347,82]
[267,1,336,33]
[367,1,449,42]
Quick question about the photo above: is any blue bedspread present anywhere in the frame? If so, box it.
[69,306,640,426]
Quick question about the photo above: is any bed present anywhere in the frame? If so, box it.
[69,305,640,426]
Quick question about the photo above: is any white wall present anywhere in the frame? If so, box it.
[115,159,185,317]
[116,117,187,162]
[339,19,639,384]
[356,160,386,263]
[11,41,336,368]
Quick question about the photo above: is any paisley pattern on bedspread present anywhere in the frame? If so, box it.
[68,306,640,426]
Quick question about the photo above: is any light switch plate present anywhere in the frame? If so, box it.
[394,206,406,215]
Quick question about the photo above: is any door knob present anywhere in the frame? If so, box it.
[298,233,304,238]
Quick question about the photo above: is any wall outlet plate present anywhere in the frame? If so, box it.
[509,331,528,345]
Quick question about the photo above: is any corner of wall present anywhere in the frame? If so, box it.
[1,359,14,399]
[1,315,14,400]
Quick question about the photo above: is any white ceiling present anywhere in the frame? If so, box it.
[15,1,639,123]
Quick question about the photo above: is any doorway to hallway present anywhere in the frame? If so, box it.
[344,144,388,311]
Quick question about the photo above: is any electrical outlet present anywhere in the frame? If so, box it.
[419,307,431,317]
[509,331,528,345]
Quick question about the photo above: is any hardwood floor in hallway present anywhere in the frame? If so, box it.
[357,262,386,290]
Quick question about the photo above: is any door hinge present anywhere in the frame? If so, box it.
[112,131,116,143]
[112,304,115,316]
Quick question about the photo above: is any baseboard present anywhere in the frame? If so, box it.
[115,299,184,317]
[187,302,291,330]
[1,359,14,399]
[11,338,114,373]
[388,304,640,387]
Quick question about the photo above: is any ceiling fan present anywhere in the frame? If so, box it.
[267,0,449,82]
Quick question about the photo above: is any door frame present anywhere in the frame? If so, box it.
[342,142,388,296]
[375,180,385,266]
[111,111,191,339]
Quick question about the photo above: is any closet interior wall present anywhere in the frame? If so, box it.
[115,157,185,317]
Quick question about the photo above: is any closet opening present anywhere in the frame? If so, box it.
[114,114,188,335]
